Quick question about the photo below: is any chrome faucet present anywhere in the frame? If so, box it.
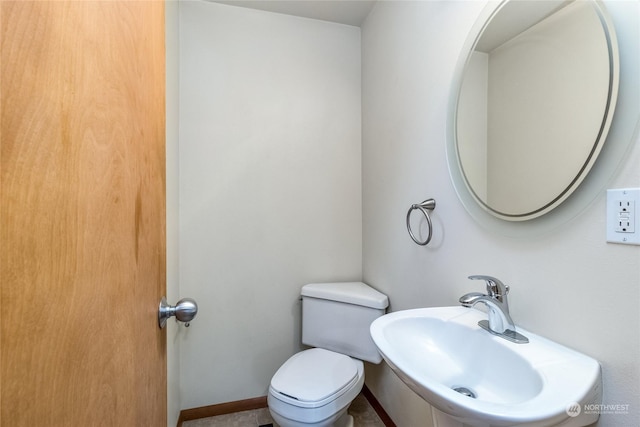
[459,275,528,344]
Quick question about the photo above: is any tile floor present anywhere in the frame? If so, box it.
[182,392,386,427]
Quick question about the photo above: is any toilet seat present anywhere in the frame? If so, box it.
[270,348,359,408]
[268,348,365,426]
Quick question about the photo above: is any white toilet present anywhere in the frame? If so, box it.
[268,282,389,427]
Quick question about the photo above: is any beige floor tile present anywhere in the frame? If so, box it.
[182,392,385,427]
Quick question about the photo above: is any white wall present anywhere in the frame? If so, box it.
[178,1,362,409]
[362,1,639,427]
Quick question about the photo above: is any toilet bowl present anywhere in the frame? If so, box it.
[267,282,388,427]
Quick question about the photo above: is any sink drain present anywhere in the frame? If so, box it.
[452,386,476,399]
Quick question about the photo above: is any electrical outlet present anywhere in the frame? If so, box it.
[614,200,634,233]
[607,188,640,245]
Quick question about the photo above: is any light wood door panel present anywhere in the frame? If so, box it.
[1,1,166,425]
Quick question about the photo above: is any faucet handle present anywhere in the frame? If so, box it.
[468,275,509,298]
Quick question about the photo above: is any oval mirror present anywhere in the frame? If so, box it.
[454,0,619,221]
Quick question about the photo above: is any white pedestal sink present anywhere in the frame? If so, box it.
[369,306,601,427]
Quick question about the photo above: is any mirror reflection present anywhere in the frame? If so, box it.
[456,0,618,220]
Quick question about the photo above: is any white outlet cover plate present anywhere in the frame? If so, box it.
[606,188,640,245]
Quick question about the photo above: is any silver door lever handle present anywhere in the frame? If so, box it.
[158,297,198,329]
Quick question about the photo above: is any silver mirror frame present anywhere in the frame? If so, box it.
[446,0,640,237]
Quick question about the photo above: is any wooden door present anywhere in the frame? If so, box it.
[1,1,166,425]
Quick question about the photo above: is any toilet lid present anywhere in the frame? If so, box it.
[271,348,358,403]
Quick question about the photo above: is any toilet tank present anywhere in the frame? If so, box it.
[301,282,389,364]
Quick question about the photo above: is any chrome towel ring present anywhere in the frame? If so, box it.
[406,199,436,246]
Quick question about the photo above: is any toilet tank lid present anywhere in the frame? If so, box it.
[301,282,389,309]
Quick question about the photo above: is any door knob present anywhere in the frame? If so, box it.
[158,297,198,329]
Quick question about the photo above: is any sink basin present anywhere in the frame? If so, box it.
[369,306,601,427]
